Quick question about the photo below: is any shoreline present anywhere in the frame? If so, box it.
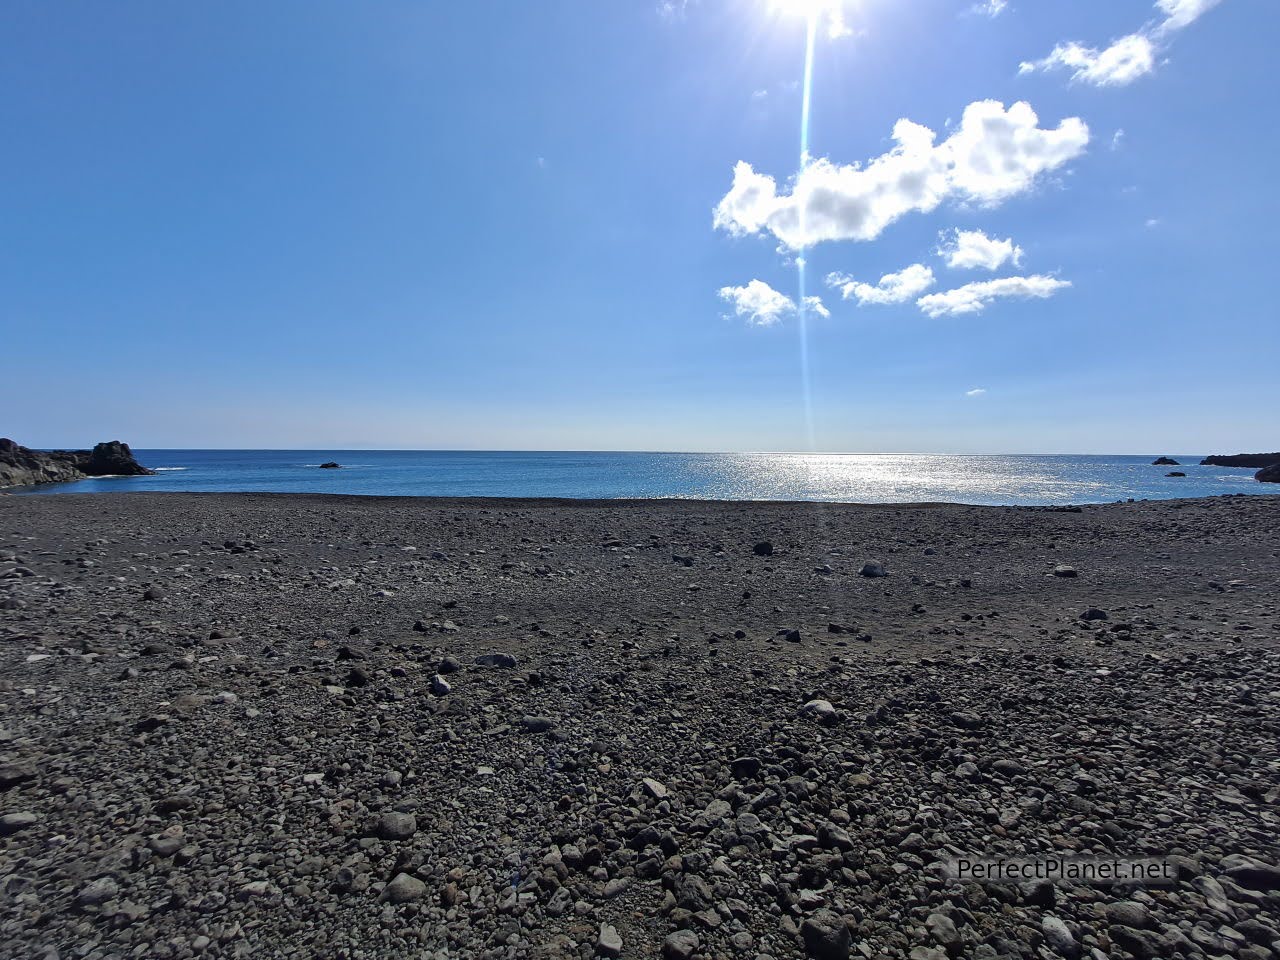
[6,487,1279,510]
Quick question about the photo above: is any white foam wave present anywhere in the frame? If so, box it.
[153,467,189,472]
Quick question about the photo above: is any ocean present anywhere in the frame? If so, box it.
[12,450,1273,506]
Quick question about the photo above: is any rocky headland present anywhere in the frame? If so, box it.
[1,491,1279,959]
[0,439,154,489]
[1199,454,1280,469]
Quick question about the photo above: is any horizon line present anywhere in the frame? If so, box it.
[17,444,1246,459]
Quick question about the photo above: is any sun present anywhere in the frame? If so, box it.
[768,0,853,39]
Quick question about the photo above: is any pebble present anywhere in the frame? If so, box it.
[380,873,426,903]
[0,811,38,834]
[372,811,417,841]
[663,930,699,960]
[800,699,839,726]
[597,923,623,957]
[799,910,851,959]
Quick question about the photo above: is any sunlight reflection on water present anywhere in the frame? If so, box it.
[19,451,1272,506]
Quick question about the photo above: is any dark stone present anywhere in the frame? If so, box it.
[522,716,556,733]
[1152,457,1179,466]
[730,756,763,779]
[1256,463,1280,484]
[83,441,153,477]
[752,541,774,556]
[1222,855,1280,891]
[800,910,851,960]
[0,437,153,489]
[475,653,518,668]
[1166,471,1186,477]
[1200,453,1280,468]
[319,461,341,469]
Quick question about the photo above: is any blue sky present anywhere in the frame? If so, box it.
[2,0,1275,452]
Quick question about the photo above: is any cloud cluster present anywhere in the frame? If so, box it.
[1020,34,1156,87]
[1020,0,1225,87]
[826,264,936,305]
[917,275,1071,318]
[820,223,1067,317]
[718,280,829,326]
[938,228,1023,271]
[713,100,1088,250]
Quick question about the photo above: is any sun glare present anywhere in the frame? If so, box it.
[769,0,852,38]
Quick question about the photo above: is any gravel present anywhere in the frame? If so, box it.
[1,490,1278,959]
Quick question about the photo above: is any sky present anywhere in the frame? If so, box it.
[2,0,1276,453]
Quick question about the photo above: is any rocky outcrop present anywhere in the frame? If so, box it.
[1258,464,1280,483]
[82,441,153,477]
[1152,457,1179,466]
[319,461,341,469]
[0,439,84,487]
[0,439,154,489]
[1200,453,1280,468]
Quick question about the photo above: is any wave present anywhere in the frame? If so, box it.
[153,467,189,472]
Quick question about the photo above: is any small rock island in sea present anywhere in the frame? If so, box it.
[0,438,154,489]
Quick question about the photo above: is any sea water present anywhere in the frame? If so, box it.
[15,450,1274,506]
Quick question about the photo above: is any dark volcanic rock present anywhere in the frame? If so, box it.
[1200,452,1280,468]
[0,437,153,488]
[319,461,341,469]
[1166,471,1186,477]
[1257,463,1280,483]
[0,438,83,487]
[83,440,153,477]
[800,910,851,959]
[1152,457,1179,466]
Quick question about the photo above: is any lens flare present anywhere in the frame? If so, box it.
[769,0,852,40]
[795,13,818,450]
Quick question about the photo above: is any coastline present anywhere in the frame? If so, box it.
[6,486,1279,509]
[2,491,1278,956]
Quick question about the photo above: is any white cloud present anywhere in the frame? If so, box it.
[937,228,1023,271]
[826,264,935,305]
[917,275,1071,317]
[1019,33,1156,87]
[966,387,988,396]
[1145,217,1162,228]
[1155,0,1225,33]
[976,0,1008,16]
[1111,128,1125,150]
[1021,0,1226,87]
[803,295,831,319]
[718,280,827,326]
[713,100,1088,250]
